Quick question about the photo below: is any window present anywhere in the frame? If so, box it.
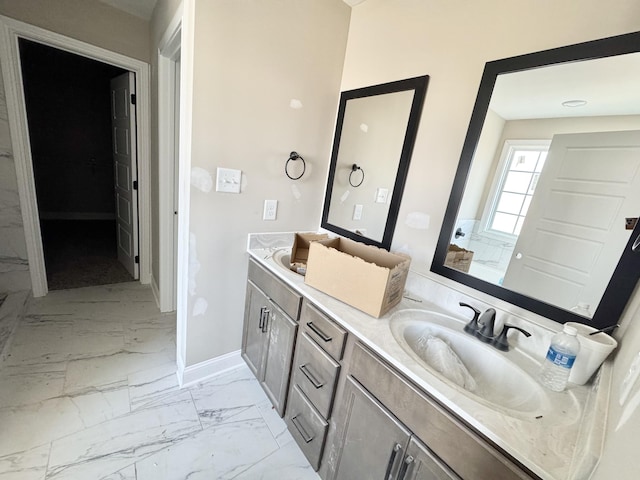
[483,140,550,238]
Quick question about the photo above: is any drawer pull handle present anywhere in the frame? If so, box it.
[306,322,332,342]
[384,443,403,480]
[397,455,414,480]
[299,364,324,389]
[291,415,314,443]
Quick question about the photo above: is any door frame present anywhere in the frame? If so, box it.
[0,15,151,296]
[157,7,182,313]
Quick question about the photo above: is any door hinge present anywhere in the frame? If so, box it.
[133,180,138,190]
[135,255,140,264]
[130,93,136,105]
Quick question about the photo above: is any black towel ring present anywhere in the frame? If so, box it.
[349,164,365,187]
[285,151,306,180]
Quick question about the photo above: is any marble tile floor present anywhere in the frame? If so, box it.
[0,282,319,479]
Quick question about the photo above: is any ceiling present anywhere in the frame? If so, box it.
[490,52,640,120]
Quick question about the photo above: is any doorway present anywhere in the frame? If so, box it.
[18,39,137,290]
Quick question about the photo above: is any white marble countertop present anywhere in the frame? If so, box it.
[247,232,609,480]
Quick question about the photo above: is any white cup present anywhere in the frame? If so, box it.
[566,322,618,385]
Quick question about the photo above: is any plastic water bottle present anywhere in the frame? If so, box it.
[539,325,580,392]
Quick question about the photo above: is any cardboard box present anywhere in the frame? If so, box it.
[444,244,474,273]
[304,237,411,318]
[291,233,330,265]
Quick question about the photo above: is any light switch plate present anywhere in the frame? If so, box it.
[216,167,241,193]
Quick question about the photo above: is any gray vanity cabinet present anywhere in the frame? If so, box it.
[242,281,270,378]
[402,437,462,480]
[241,259,301,416]
[285,300,347,471]
[328,342,537,480]
[333,376,459,480]
[244,257,539,479]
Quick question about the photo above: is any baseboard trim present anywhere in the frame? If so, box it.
[177,349,244,388]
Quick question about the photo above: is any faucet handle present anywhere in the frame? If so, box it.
[459,302,481,334]
[493,324,531,351]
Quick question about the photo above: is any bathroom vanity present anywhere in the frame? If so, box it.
[242,234,608,480]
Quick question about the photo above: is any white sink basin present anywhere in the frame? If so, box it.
[389,309,551,415]
[271,250,307,275]
[273,250,292,269]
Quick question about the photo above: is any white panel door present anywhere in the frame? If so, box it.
[502,130,640,313]
[110,72,139,279]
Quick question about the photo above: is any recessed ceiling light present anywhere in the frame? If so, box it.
[562,99,588,107]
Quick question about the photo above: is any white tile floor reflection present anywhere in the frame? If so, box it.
[0,283,318,480]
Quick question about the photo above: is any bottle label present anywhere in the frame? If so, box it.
[546,346,576,369]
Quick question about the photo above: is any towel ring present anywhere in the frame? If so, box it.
[285,151,306,180]
[349,164,365,187]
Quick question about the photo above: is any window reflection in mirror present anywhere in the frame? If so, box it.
[433,32,640,328]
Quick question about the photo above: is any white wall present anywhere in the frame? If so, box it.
[342,1,640,478]
[0,0,150,62]
[183,0,350,366]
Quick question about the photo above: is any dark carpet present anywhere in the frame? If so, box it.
[40,219,134,291]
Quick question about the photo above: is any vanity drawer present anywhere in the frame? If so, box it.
[301,301,347,360]
[285,385,329,471]
[248,258,301,320]
[292,332,340,419]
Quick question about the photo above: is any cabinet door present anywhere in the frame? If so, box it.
[397,437,460,480]
[261,304,297,416]
[333,376,411,480]
[241,280,270,379]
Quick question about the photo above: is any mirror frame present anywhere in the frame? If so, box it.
[321,75,429,250]
[431,31,640,329]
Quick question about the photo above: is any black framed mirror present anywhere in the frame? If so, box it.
[321,76,429,250]
[431,32,640,329]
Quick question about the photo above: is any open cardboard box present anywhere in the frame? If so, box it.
[444,244,474,273]
[290,233,331,267]
[289,233,335,274]
[304,237,411,318]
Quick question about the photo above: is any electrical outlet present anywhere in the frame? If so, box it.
[375,188,389,203]
[353,204,363,220]
[263,200,278,220]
